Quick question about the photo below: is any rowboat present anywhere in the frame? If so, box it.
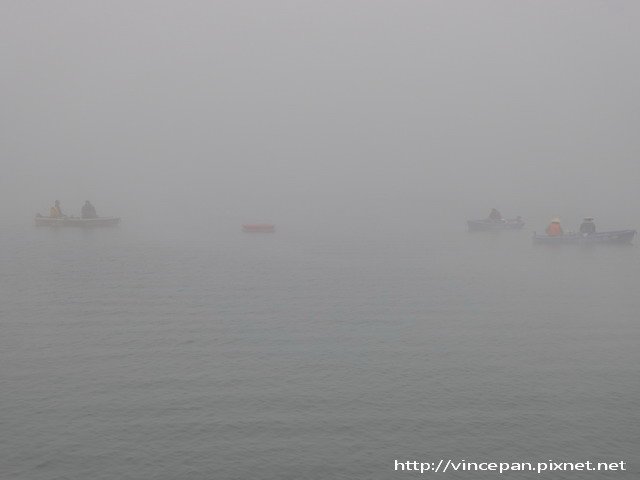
[533,230,636,245]
[34,216,121,227]
[467,218,525,232]
[242,224,275,233]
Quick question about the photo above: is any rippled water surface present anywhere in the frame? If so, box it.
[1,225,638,479]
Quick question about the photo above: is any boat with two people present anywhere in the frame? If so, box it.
[533,217,636,245]
[35,200,120,227]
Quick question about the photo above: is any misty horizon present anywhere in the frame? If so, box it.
[3,1,640,232]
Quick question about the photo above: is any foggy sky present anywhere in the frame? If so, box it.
[2,0,640,231]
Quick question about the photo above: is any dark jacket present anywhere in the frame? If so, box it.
[81,203,98,219]
[579,221,596,234]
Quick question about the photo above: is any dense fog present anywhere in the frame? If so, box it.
[3,0,639,235]
[3,3,640,479]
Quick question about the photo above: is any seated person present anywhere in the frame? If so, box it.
[488,208,503,222]
[81,200,98,219]
[579,217,596,234]
[545,218,564,236]
[50,200,64,218]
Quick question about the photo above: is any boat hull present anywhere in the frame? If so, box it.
[35,217,121,227]
[467,219,525,232]
[242,224,275,233]
[533,230,636,245]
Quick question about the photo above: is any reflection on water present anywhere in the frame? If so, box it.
[1,225,638,479]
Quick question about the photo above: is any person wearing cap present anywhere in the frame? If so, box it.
[81,200,98,219]
[579,217,596,235]
[545,217,564,236]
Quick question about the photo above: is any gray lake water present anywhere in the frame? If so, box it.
[1,224,638,479]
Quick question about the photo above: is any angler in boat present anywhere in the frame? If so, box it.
[81,201,98,219]
[50,200,65,218]
[579,217,596,235]
[488,208,503,222]
[467,209,524,231]
[545,217,564,236]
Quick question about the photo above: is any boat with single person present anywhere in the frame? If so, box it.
[533,230,636,245]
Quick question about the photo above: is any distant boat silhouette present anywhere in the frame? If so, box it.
[242,224,275,233]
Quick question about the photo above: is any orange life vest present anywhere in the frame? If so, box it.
[546,223,563,236]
